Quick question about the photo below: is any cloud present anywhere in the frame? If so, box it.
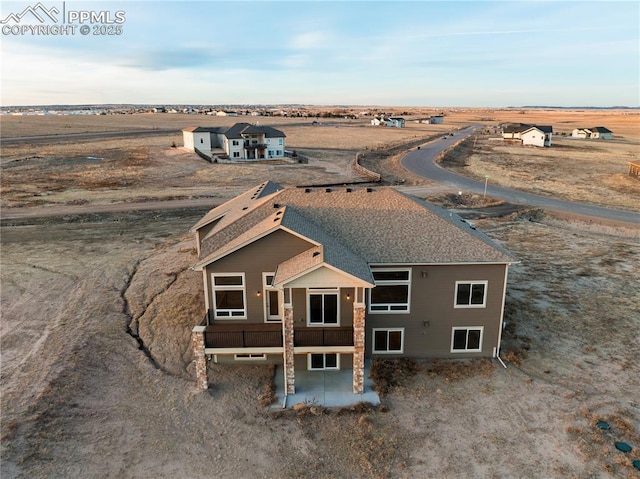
[124,47,221,71]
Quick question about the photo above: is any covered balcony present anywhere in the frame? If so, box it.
[203,323,354,353]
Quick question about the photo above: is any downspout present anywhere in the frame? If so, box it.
[494,263,511,369]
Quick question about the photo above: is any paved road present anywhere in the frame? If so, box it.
[1,128,179,146]
[401,127,640,225]
[0,198,220,221]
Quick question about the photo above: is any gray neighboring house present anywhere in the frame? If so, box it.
[190,182,517,394]
[183,123,286,160]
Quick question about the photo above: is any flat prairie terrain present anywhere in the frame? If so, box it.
[1,109,639,479]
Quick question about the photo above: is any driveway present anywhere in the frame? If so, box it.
[400,127,640,225]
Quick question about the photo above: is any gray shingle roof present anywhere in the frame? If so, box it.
[194,185,516,271]
[223,123,286,139]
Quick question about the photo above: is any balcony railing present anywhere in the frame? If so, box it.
[244,142,267,149]
[203,324,354,349]
[294,327,354,347]
[205,323,282,348]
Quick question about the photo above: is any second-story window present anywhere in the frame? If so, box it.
[454,281,487,308]
[307,288,339,325]
[211,273,246,319]
[369,268,411,313]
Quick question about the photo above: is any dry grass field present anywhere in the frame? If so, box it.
[1,108,639,478]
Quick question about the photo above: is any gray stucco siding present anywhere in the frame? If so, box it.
[294,353,353,370]
[289,287,355,327]
[365,264,508,358]
[205,229,313,323]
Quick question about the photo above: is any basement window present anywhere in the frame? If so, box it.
[372,328,404,354]
[308,353,339,370]
[234,353,266,361]
[451,327,483,352]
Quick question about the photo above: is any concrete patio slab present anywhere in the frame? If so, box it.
[273,361,380,409]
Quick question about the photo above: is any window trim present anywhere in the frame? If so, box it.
[306,288,340,326]
[263,273,282,322]
[368,268,411,314]
[211,273,247,320]
[307,353,340,371]
[372,328,404,354]
[454,280,488,308]
[450,327,484,353]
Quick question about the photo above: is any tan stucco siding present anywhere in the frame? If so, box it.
[205,229,314,323]
[365,264,508,358]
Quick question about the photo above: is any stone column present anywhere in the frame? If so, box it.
[352,304,366,394]
[192,326,208,390]
[283,304,295,394]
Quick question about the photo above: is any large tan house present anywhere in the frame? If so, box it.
[190,182,516,394]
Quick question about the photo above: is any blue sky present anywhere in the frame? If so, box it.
[1,1,638,107]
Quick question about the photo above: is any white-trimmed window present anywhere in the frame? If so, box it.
[369,269,411,313]
[232,140,239,146]
[211,273,246,319]
[308,353,339,370]
[307,288,339,325]
[233,151,240,158]
[263,273,282,322]
[234,353,266,361]
[372,328,404,354]
[454,281,488,308]
[451,327,483,352]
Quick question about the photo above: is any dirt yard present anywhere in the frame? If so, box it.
[2,110,639,478]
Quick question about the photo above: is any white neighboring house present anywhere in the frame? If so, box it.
[371,116,386,126]
[502,123,553,147]
[183,126,213,152]
[571,128,590,139]
[521,126,553,147]
[572,127,613,140]
[183,123,286,160]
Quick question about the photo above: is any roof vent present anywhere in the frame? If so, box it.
[273,203,280,208]
[242,206,248,210]
[325,188,331,193]
[366,187,373,193]
[305,188,311,193]
[312,251,320,257]
[346,188,352,193]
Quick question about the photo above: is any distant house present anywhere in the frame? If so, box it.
[182,123,286,160]
[189,182,516,396]
[428,115,444,124]
[502,123,553,147]
[386,117,405,128]
[371,116,386,126]
[572,127,613,140]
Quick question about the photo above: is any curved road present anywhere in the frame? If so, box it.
[401,126,640,225]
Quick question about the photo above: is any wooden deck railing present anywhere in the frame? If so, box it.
[204,324,282,348]
[294,327,354,347]
[203,324,354,348]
